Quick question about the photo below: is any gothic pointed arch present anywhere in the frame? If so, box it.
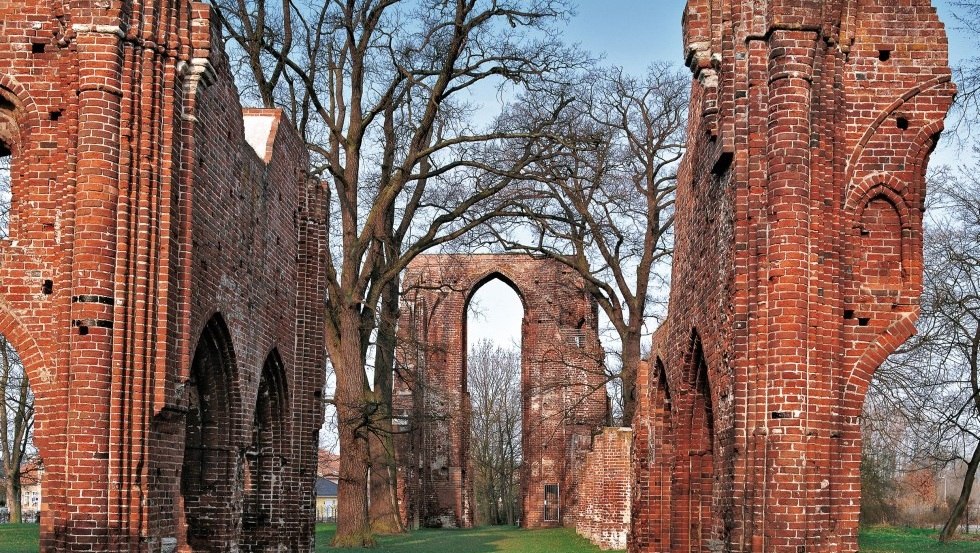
[242,347,290,550]
[181,312,243,550]
[671,329,714,552]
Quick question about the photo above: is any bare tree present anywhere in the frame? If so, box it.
[209,0,581,544]
[468,339,522,526]
[1,336,34,524]
[869,161,980,541]
[946,2,980,137]
[492,63,688,424]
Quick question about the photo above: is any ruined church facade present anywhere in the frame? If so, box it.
[0,1,326,551]
[393,254,609,529]
[631,1,954,552]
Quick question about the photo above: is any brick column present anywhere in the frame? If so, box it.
[63,23,124,549]
[763,29,822,552]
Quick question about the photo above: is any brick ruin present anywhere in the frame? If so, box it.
[575,426,632,550]
[0,0,326,551]
[630,1,954,552]
[393,254,609,529]
[0,0,959,551]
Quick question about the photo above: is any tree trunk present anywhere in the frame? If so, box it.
[332,310,375,547]
[369,276,404,534]
[4,469,21,524]
[620,333,642,426]
[368,426,402,534]
[940,440,980,542]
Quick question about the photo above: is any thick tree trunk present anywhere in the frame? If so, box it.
[4,470,21,524]
[368,426,402,534]
[940,440,980,542]
[369,276,404,534]
[620,333,642,426]
[332,310,374,547]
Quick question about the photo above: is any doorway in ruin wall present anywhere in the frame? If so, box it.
[181,314,243,551]
[392,254,610,529]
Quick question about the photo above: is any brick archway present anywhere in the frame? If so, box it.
[181,313,242,552]
[394,254,609,529]
[243,348,290,551]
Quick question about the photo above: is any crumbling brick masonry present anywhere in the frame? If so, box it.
[0,1,326,550]
[630,1,954,552]
[394,254,609,529]
[576,427,632,551]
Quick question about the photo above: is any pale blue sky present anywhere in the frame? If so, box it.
[467,0,977,352]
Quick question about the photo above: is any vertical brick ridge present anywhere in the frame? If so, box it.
[65,19,127,547]
[762,28,819,551]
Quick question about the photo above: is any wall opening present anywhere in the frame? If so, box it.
[0,334,40,524]
[543,483,560,522]
[0,149,9,239]
[243,349,288,549]
[689,339,714,551]
[181,315,239,550]
[465,275,525,526]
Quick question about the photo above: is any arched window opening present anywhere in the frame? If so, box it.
[466,276,524,526]
[243,350,287,548]
[181,315,238,549]
[0,146,11,239]
[0,334,40,524]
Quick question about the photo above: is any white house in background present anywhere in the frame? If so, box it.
[315,478,338,522]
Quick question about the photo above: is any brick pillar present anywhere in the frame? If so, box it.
[62,23,124,549]
[762,29,822,552]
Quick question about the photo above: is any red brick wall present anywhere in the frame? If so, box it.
[576,427,632,551]
[630,2,953,552]
[0,1,327,551]
[394,254,609,529]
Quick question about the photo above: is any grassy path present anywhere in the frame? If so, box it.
[316,524,614,552]
[2,523,979,551]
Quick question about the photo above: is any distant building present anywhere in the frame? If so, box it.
[317,449,339,480]
[315,478,338,522]
[0,460,43,523]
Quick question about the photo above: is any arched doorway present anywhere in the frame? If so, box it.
[181,314,241,550]
[465,275,525,526]
[242,349,289,550]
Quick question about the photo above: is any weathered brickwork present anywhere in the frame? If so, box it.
[575,427,632,551]
[0,1,326,551]
[630,2,954,552]
[393,254,609,529]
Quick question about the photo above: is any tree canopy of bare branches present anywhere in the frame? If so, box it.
[210,0,583,544]
[489,62,688,424]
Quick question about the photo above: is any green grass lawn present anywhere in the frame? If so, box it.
[3,523,980,552]
[0,524,41,553]
[858,526,980,552]
[315,524,616,552]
